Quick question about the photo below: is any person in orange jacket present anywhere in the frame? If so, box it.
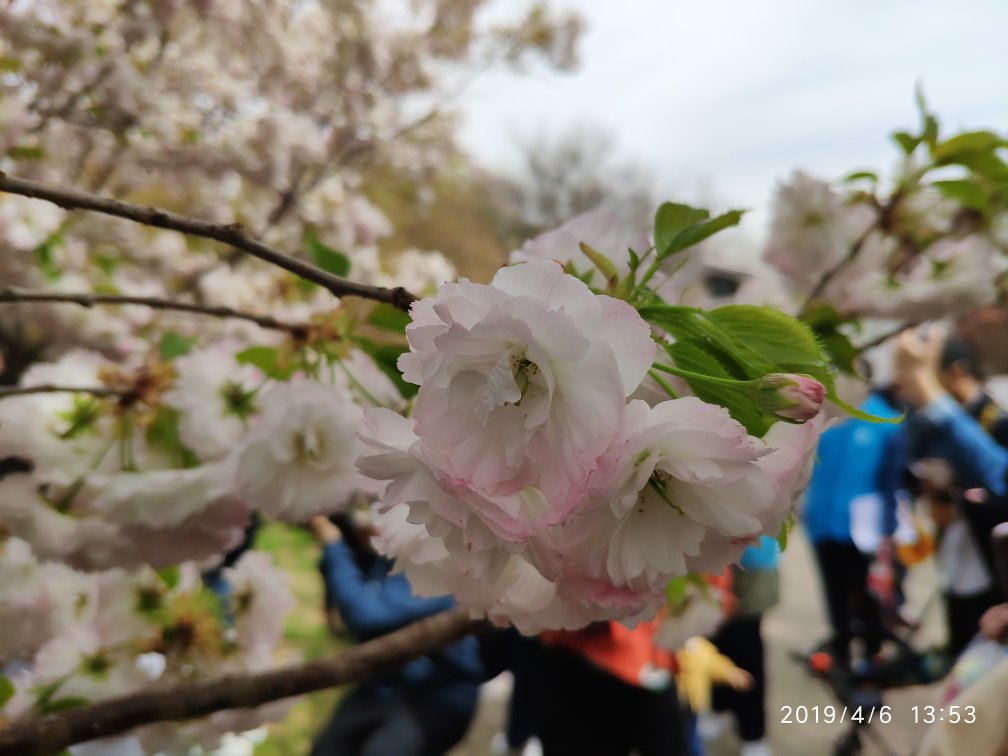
[537,618,690,756]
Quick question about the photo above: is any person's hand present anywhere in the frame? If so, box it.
[893,328,946,409]
[310,515,342,544]
[980,603,1008,643]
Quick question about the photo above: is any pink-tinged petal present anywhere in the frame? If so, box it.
[595,295,657,395]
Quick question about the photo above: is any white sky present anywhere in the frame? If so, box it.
[456,0,1008,243]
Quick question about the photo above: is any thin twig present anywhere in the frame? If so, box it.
[0,288,311,334]
[0,384,122,400]
[854,320,917,354]
[0,172,418,311]
[0,608,480,756]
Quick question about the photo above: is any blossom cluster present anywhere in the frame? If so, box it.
[359,260,825,633]
[0,536,292,752]
[0,342,398,570]
[0,0,573,365]
[764,164,1008,323]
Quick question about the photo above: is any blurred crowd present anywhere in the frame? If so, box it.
[200,326,1008,756]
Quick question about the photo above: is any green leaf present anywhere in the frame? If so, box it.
[351,336,417,398]
[818,330,860,374]
[366,303,411,333]
[664,209,746,256]
[37,696,89,714]
[932,180,990,216]
[158,565,180,590]
[776,513,795,551]
[34,236,63,281]
[145,407,200,468]
[6,145,45,160]
[578,242,618,289]
[0,675,14,708]
[707,305,833,393]
[665,574,710,607]
[159,331,195,360]
[663,340,771,435]
[644,304,833,433]
[931,131,1005,162]
[800,304,852,331]
[915,85,939,149]
[708,305,824,375]
[945,150,1008,181]
[843,170,878,183]
[305,229,350,277]
[891,131,921,155]
[235,346,298,380]
[654,202,709,257]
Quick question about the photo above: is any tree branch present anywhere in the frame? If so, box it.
[0,384,122,400]
[854,320,917,354]
[0,172,418,311]
[0,608,481,756]
[0,288,311,334]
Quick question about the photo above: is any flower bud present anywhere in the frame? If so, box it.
[751,373,825,422]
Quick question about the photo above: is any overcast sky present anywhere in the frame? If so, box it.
[456,0,1008,242]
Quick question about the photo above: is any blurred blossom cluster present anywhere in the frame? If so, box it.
[0,0,580,365]
[763,100,1008,325]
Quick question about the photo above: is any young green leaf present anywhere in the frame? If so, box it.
[891,131,921,155]
[235,346,298,380]
[351,336,417,398]
[932,179,990,216]
[0,675,14,708]
[578,241,619,290]
[664,209,745,256]
[654,202,709,257]
[366,303,412,333]
[843,170,878,183]
[159,331,195,360]
[931,131,1005,162]
[305,228,351,277]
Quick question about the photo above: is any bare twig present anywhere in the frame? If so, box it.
[0,173,418,311]
[0,384,122,400]
[0,608,480,756]
[854,320,917,354]
[798,227,874,318]
[0,288,311,334]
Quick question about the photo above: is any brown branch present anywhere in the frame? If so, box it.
[0,288,311,334]
[854,320,917,354]
[0,172,418,311]
[0,608,481,756]
[0,384,122,400]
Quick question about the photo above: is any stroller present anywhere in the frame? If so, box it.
[792,547,948,756]
[796,522,1008,756]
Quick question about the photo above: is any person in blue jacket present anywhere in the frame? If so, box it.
[309,514,486,756]
[804,386,905,670]
[893,329,1008,655]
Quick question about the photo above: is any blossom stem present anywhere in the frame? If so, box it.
[649,362,748,389]
[0,172,419,311]
[854,319,918,353]
[647,369,680,398]
[0,288,312,333]
[336,360,383,407]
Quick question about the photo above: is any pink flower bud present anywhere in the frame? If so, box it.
[752,373,825,422]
